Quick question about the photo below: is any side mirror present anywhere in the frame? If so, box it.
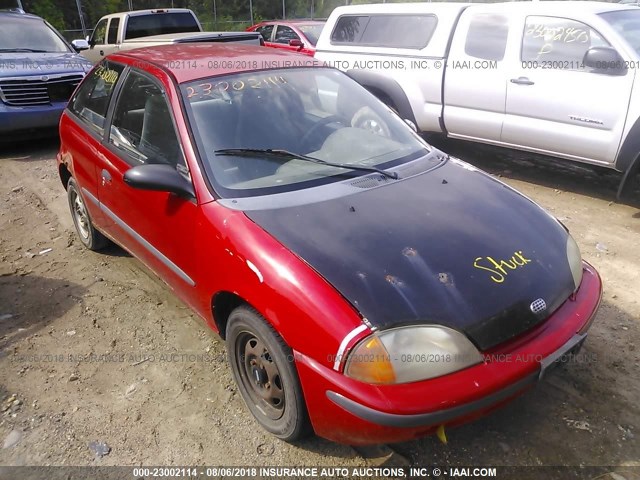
[123,164,195,199]
[289,38,304,48]
[71,39,90,52]
[583,47,627,76]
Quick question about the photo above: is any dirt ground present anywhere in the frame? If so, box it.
[0,136,638,477]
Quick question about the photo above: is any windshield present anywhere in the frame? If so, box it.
[0,17,70,53]
[298,24,324,46]
[601,9,640,56]
[183,68,430,198]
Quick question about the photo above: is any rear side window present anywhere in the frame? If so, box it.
[107,18,120,44]
[465,14,509,61]
[125,12,200,40]
[331,14,437,49]
[68,61,124,135]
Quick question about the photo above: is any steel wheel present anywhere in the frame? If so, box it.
[227,305,311,441]
[236,332,285,420]
[71,189,90,240]
[67,178,109,251]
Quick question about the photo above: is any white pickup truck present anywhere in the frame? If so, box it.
[315,2,640,197]
[77,9,262,64]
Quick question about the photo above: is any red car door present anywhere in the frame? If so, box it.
[62,61,126,227]
[95,67,201,309]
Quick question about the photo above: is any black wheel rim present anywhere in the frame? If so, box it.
[235,331,285,420]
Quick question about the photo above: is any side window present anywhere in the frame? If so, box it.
[522,16,610,68]
[331,15,436,49]
[331,15,369,43]
[109,70,185,169]
[360,15,436,49]
[256,25,274,42]
[107,18,120,44]
[465,14,509,61]
[90,18,107,46]
[274,26,300,44]
[68,61,124,134]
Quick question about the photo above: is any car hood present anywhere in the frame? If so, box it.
[0,52,91,77]
[244,159,576,351]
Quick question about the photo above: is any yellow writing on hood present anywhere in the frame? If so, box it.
[473,251,533,284]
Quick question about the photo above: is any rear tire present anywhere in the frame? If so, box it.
[226,305,311,442]
[67,178,109,251]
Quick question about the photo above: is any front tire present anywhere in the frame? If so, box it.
[67,178,109,251]
[226,305,311,442]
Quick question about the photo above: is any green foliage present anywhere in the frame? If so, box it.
[28,0,66,30]
[23,0,336,37]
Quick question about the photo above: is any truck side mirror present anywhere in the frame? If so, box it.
[71,39,90,52]
[583,47,627,76]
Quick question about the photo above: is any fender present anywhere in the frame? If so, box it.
[344,70,417,127]
[615,115,640,199]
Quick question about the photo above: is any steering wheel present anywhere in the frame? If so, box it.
[299,114,349,148]
[351,106,391,138]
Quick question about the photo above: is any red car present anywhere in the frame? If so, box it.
[247,20,325,56]
[57,44,602,445]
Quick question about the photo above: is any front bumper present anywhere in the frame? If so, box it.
[0,101,66,135]
[295,261,601,445]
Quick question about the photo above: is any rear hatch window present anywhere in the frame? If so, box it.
[125,12,200,40]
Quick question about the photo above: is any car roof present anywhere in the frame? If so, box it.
[114,43,321,83]
[330,0,633,15]
[472,0,636,14]
[258,19,325,25]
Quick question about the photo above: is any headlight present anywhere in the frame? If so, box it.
[566,234,583,291]
[344,326,483,385]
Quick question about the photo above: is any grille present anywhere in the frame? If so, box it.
[0,73,84,107]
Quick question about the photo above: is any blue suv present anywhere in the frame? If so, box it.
[0,10,92,138]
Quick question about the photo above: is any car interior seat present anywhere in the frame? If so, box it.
[139,94,182,166]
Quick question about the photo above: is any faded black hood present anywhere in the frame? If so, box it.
[245,159,576,351]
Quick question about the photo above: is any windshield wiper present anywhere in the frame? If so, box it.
[214,148,399,180]
[0,48,50,53]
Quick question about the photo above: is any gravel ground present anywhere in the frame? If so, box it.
[0,136,638,479]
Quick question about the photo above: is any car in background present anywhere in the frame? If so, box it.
[57,44,601,445]
[78,9,262,64]
[247,20,324,55]
[0,9,92,138]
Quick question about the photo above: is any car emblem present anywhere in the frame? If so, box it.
[41,75,49,82]
[530,298,547,314]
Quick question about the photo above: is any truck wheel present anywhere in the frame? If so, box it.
[67,178,109,251]
[226,305,311,442]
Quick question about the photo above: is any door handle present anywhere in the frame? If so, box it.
[510,77,535,86]
[101,169,112,186]
[99,50,104,56]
